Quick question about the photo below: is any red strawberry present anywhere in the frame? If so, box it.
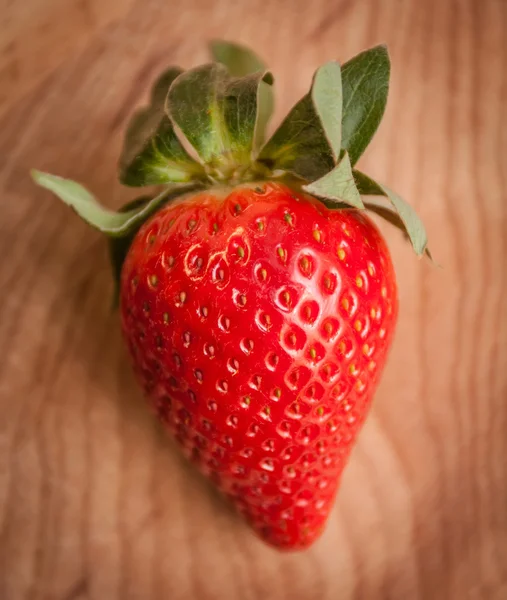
[121,182,397,548]
[32,41,428,549]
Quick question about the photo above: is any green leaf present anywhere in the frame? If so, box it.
[31,170,196,237]
[353,169,428,255]
[150,67,183,106]
[210,41,274,150]
[109,196,150,306]
[257,95,334,181]
[364,201,411,238]
[254,80,275,151]
[119,67,205,187]
[170,64,230,164]
[352,169,385,196]
[311,61,342,162]
[166,64,273,170]
[209,40,266,76]
[303,152,364,209]
[341,45,390,166]
[365,201,434,261]
[258,61,345,180]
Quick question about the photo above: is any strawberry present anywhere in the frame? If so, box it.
[32,40,429,550]
[121,182,398,548]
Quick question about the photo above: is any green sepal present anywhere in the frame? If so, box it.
[341,45,390,166]
[257,93,333,180]
[353,169,428,256]
[150,68,183,106]
[303,152,364,209]
[209,40,274,150]
[108,196,150,307]
[258,62,347,181]
[209,40,266,76]
[119,67,205,187]
[364,201,409,233]
[31,170,198,237]
[166,64,273,171]
[364,201,434,261]
[311,61,342,162]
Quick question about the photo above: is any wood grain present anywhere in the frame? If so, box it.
[1,0,506,598]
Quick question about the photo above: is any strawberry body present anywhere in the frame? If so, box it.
[120,181,398,549]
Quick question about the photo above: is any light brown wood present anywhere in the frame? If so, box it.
[1,0,506,598]
[0,0,137,117]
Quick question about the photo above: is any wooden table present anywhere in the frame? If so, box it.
[1,0,506,598]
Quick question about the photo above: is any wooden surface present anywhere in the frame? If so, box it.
[1,0,506,598]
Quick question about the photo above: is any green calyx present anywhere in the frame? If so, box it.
[31,40,429,258]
